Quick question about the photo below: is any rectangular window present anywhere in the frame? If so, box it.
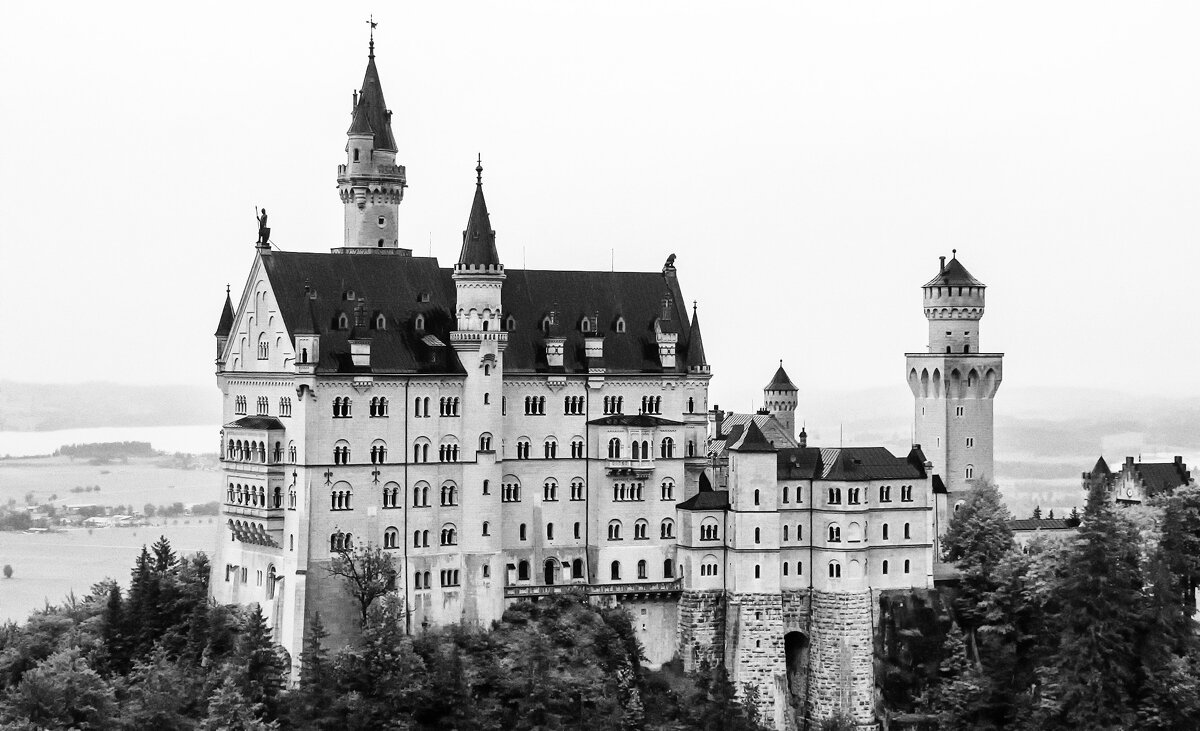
[966,437,974,447]
[955,406,965,417]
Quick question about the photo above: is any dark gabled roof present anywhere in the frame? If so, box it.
[765,363,797,392]
[932,475,947,494]
[261,251,463,374]
[1090,456,1112,476]
[1008,518,1073,531]
[1132,461,1191,497]
[224,416,286,430]
[587,414,682,427]
[686,305,707,369]
[923,255,984,287]
[717,414,795,454]
[729,420,776,453]
[677,489,729,511]
[776,446,927,481]
[215,290,234,337]
[260,251,700,375]
[347,52,397,151]
[457,167,501,267]
[501,268,697,373]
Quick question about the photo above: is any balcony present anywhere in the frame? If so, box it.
[504,579,681,600]
[223,504,285,521]
[605,459,655,477]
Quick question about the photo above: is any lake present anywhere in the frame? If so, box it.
[0,523,219,623]
[0,424,218,458]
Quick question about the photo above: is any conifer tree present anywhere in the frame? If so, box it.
[942,480,1015,629]
[238,604,285,722]
[1032,505,1042,519]
[918,623,987,729]
[1031,482,1143,730]
[151,535,178,575]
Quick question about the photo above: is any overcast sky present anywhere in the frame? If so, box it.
[2,2,1198,412]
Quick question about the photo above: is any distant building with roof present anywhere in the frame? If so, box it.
[1008,518,1076,549]
[1082,455,1193,505]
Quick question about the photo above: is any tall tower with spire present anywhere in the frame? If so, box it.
[764,362,798,439]
[336,28,407,251]
[906,252,1003,535]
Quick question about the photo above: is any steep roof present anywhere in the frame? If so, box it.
[214,290,234,337]
[347,50,397,151]
[588,414,682,428]
[1008,518,1073,532]
[717,413,796,453]
[1131,461,1191,497]
[259,250,700,375]
[775,446,928,481]
[765,362,797,392]
[923,254,984,287]
[224,416,286,430]
[686,305,707,369]
[677,489,730,511]
[1090,456,1112,476]
[729,420,776,453]
[457,165,501,267]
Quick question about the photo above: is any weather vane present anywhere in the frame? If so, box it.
[367,15,378,56]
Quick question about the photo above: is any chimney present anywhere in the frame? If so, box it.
[1126,456,1135,466]
[798,428,808,448]
[939,256,946,274]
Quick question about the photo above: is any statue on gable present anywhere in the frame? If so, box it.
[256,207,271,246]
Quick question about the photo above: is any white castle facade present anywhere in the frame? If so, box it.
[211,40,1002,731]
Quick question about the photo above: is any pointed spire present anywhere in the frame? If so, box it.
[457,157,501,268]
[731,420,776,453]
[686,301,708,369]
[214,286,234,337]
[766,361,798,392]
[346,27,396,151]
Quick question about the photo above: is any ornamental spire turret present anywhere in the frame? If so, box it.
[456,155,502,269]
[336,28,407,252]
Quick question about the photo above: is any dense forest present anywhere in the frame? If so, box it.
[0,538,769,730]
[905,481,1200,730]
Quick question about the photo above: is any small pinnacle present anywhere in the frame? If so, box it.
[226,284,230,295]
[476,154,483,185]
[952,248,957,259]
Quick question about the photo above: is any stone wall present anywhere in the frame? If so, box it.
[808,590,877,730]
[726,593,787,730]
[678,589,725,672]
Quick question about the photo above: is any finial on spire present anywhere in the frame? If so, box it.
[226,284,230,295]
[366,15,377,59]
[952,248,957,259]
[692,300,697,313]
[476,153,483,186]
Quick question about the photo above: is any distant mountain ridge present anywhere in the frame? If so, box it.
[0,381,218,431]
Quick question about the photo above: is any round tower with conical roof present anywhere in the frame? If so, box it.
[336,34,408,251]
[906,252,1003,545]
[764,361,798,439]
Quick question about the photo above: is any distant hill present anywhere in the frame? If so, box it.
[0,381,218,431]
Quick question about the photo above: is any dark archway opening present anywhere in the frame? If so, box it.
[784,631,810,714]
[544,559,558,585]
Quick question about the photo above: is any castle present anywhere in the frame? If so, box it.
[210,37,1002,731]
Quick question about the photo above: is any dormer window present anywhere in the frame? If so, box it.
[343,290,356,301]
[506,315,516,331]
[616,317,626,333]
[541,317,551,334]
[375,314,386,330]
[353,148,359,162]
[418,292,431,303]
[581,318,591,333]
[336,313,349,330]
[377,216,386,228]
[415,314,426,332]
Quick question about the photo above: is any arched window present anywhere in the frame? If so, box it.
[634,519,648,540]
[754,489,760,506]
[882,560,889,575]
[543,437,557,459]
[519,523,527,541]
[904,559,911,574]
[827,523,842,542]
[637,560,648,579]
[660,437,674,459]
[440,524,457,546]
[616,317,626,333]
[415,314,425,332]
[783,525,789,541]
[965,464,975,480]
[610,561,621,580]
[607,520,622,541]
[479,432,493,451]
[828,561,842,578]
[370,440,387,464]
[783,486,789,503]
[904,523,911,539]
[660,478,675,500]
[700,517,719,541]
[663,559,674,578]
[440,482,458,506]
[543,478,558,501]
[607,438,621,459]
[518,560,530,581]
[383,526,398,549]
[413,438,430,463]
[754,527,761,544]
[660,518,675,539]
[482,521,490,536]
[882,524,889,540]
[412,481,430,507]
[573,559,584,579]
